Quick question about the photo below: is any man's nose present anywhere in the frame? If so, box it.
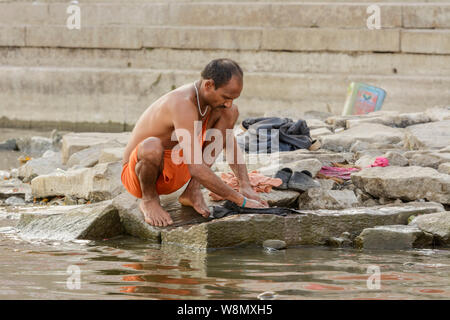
[224,100,233,108]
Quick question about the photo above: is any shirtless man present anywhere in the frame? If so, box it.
[121,59,268,227]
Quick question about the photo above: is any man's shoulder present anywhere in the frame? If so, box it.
[164,90,197,120]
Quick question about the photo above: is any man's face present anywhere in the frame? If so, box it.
[204,75,243,109]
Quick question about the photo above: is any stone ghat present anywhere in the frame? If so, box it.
[1,107,450,251]
[12,192,445,251]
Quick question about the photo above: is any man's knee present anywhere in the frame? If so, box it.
[137,137,164,163]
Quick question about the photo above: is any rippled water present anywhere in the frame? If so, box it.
[1,225,449,300]
[1,128,449,300]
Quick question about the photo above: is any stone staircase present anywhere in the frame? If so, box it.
[0,0,449,131]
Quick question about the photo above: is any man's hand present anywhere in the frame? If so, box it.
[244,198,269,208]
[240,185,269,207]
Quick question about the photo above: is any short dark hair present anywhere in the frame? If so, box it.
[201,59,243,89]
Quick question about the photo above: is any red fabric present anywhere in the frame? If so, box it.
[209,171,282,201]
[319,157,390,180]
[371,157,389,167]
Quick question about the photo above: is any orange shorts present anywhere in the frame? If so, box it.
[121,144,192,198]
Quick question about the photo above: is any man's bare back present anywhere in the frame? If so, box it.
[121,59,268,227]
[122,83,206,166]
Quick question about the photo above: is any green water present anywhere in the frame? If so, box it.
[1,224,449,300]
[1,128,449,300]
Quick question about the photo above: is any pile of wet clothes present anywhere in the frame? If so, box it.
[236,117,316,153]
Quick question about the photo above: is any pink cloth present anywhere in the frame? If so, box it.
[319,157,390,180]
[371,157,389,167]
[319,166,360,180]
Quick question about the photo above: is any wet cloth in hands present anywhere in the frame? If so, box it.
[237,117,312,153]
[209,171,282,201]
[212,200,299,219]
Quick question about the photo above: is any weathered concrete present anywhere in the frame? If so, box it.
[262,28,400,52]
[354,225,433,250]
[408,152,450,169]
[286,202,444,246]
[402,30,450,54]
[16,136,57,158]
[298,189,358,210]
[31,161,125,201]
[18,151,65,183]
[345,112,431,129]
[112,190,214,243]
[402,5,450,29]
[410,211,450,246]
[112,187,300,243]
[16,200,124,241]
[99,147,125,164]
[310,127,333,139]
[425,107,450,122]
[352,166,450,204]
[3,47,449,77]
[438,163,450,175]
[405,121,450,150]
[114,194,443,249]
[322,124,405,152]
[67,142,124,168]
[61,132,129,164]
[384,151,409,167]
[2,66,449,130]
[0,178,32,201]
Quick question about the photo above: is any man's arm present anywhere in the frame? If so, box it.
[171,102,265,208]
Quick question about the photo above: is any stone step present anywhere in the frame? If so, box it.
[3,47,450,76]
[0,1,448,29]
[112,191,445,249]
[0,66,449,128]
[5,0,449,2]
[3,24,449,54]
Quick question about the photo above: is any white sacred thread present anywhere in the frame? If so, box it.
[194,81,209,117]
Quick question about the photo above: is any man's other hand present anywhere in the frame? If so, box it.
[244,198,268,208]
[240,186,269,207]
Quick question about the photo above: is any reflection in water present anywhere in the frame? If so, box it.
[0,231,449,300]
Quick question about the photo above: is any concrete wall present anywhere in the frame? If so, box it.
[0,0,449,131]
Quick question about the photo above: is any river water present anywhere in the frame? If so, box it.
[1,129,450,300]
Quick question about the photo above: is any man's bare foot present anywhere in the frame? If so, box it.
[178,186,210,218]
[139,199,173,227]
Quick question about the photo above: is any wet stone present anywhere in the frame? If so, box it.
[351,166,450,204]
[16,200,124,241]
[410,211,450,246]
[5,196,26,206]
[263,239,287,250]
[354,225,433,250]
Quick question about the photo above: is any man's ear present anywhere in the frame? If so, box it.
[204,79,216,91]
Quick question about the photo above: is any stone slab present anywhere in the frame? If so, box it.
[16,200,124,241]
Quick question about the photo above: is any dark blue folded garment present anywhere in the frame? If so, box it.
[238,117,312,153]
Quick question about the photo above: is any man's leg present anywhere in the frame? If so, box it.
[179,109,238,217]
[135,137,173,227]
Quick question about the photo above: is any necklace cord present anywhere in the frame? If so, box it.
[194,81,208,117]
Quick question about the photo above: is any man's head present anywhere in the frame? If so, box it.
[200,59,243,109]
